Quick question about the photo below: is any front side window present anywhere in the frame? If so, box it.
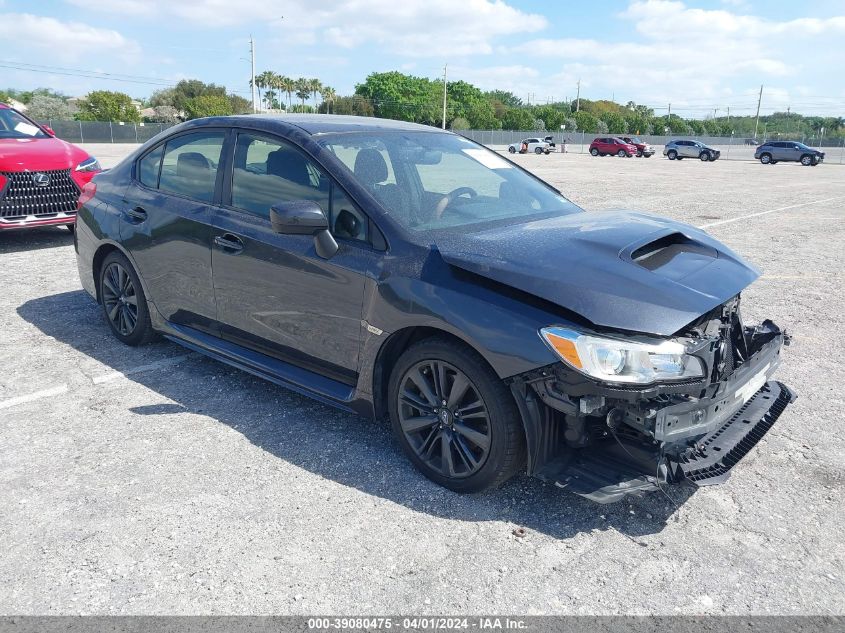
[231,133,369,244]
[0,108,48,139]
[231,133,329,219]
[321,131,581,233]
[158,131,225,203]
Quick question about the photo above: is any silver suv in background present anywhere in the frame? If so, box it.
[663,140,720,161]
[755,141,824,166]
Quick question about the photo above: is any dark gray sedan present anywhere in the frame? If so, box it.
[74,114,793,504]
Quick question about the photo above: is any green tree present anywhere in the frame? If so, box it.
[183,95,233,120]
[573,111,600,133]
[600,111,627,134]
[320,86,337,114]
[228,94,252,115]
[500,108,536,130]
[295,78,311,108]
[355,71,438,123]
[324,95,374,117]
[484,90,523,108]
[26,94,78,120]
[77,90,140,122]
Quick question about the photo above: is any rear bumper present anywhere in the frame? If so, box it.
[0,212,76,230]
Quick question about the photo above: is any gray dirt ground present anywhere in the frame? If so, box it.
[1,148,843,615]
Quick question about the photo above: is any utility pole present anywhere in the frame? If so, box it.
[441,64,447,130]
[727,106,731,130]
[575,79,581,112]
[249,34,257,113]
[668,102,671,124]
[753,84,763,140]
[786,106,790,136]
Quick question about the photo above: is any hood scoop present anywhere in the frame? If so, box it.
[627,232,719,282]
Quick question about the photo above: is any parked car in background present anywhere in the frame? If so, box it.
[620,136,655,158]
[543,135,556,149]
[0,103,101,231]
[75,114,794,504]
[663,140,720,161]
[589,137,637,157]
[508,138,551,154]
[755,141,824,166]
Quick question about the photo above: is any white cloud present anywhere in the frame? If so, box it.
[0,13,140,61]
[506,0,845,114]
[65,0,547,58]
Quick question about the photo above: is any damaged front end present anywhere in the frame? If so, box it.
[509,297,796,503]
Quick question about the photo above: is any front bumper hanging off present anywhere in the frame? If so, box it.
[509,318,796,503]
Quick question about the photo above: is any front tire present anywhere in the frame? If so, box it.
[534,147,543,154]
[388,338,525,493]
[801,154,813,166]
[99,251,155,346]
[616,149,627,157]
[699,151,710,161]
[508,146,516,154]
[636,150,643,157]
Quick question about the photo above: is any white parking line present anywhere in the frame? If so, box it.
[0,384,69,411]
[91,353,195,384]
[697,196,845,229]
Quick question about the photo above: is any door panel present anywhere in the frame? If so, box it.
[211,131,372,383]
[120,131,226,333]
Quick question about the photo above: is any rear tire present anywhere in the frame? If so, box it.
[590,148,599,156]
[388,337,525,493]
[636,150,643,157]
[534,147,543,154]
[667,150,677,160]
[99,251,156,346]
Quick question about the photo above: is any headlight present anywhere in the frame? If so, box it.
[75,156,101,173]
[539,326,705,384]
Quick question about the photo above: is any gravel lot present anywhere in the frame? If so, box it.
[1,146,843,615]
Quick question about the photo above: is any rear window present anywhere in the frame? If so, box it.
[157,132,225,203]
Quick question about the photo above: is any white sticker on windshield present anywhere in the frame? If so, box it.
[14,122,41,137]
[462,148,512,169]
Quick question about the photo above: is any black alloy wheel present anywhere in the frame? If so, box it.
[102,261,139,337]
[397,359,491,480]
[99,251,155,346]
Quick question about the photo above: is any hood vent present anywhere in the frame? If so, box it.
[629,232,718,279]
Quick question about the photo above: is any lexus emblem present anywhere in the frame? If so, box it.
[32,172,51,187]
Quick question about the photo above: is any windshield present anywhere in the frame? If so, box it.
[795,142,810,149]
[320,131,581,232]
[627,137,642,144]
[0,108,48,139]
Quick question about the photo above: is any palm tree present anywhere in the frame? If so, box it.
[308,78,322,108]
[278,75,295,110]
[251,70,275,111]
[320,86,336,114]
[295,78,310,110]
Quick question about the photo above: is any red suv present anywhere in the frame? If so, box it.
[589,137,637,157]
[0,103,100,231]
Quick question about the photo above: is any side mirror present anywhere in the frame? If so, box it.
[269,200,338,259]
[42,126,56,137]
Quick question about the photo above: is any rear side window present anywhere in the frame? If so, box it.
[138,145,163,188]
[158,131,225,203]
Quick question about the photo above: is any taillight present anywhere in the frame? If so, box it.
[0,174,6,191]
[78,181,97,210]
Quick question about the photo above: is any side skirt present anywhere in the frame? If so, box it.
[161,321,357,414]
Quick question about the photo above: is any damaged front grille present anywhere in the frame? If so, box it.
[0,169,80,219]
[675,381,794,484]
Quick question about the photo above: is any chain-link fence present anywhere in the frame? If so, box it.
[457,130,845,163]
[35,120,174,144]
[37,120,845,163]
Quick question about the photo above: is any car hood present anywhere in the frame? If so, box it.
[436,211,760,336]
[0,137,90,171]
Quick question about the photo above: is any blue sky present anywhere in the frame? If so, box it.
[1,0,844,118]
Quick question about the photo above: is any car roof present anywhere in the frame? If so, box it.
[181,113,441,136]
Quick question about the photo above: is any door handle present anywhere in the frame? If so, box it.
[124,206,147,222]
[214,234,244,253]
